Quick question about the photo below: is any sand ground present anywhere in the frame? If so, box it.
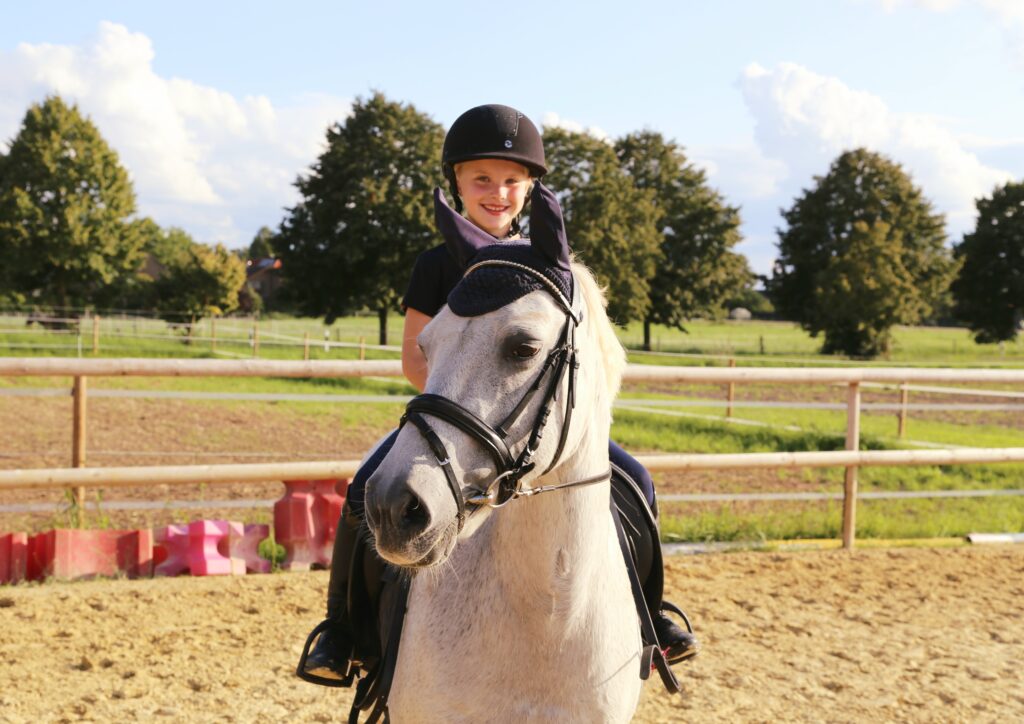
[1,545,1022,723]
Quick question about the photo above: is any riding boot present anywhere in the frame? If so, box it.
[297,504,361,684]
[611,466,700,665]
[647,507,700,665]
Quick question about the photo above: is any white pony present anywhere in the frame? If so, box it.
[363,186,644,723]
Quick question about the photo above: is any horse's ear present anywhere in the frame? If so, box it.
[528,182,571,273]
[434,187,495,270]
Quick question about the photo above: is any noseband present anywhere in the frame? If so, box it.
[399,260,611,530]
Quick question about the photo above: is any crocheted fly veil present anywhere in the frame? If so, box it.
[434,182,573,316]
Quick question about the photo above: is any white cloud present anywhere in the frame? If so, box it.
[690,142,789,200]
[540,111,610,142]
[738,61,1014,237]
[0,22,351,247]
[871,0,1024,67]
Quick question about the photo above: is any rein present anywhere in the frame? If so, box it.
[398,261,609,529]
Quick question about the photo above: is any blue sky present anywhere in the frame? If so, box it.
[3,0,1023,276]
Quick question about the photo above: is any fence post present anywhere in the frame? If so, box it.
[92,315,100,354]
[211,318,217,354]
[72,376,88,528]
[359,336,366,361]
[842,382,861,550]
[303,332,310,361]
[726,358,736,418]
[252,320,260,358]
[897,383,909,439]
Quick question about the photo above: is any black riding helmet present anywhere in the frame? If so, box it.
[442,104,547,217]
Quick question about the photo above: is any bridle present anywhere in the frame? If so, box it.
[399,260,611,531]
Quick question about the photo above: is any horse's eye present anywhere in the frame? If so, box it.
[511,342,540,360]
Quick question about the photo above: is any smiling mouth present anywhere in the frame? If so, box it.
[481,203,509,216]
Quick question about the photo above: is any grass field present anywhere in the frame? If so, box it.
[2,311,1023,542]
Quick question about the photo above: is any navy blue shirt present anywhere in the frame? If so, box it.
[401,244,462,317]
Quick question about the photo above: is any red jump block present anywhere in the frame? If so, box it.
[0,533,29,585]
[26,529,153,582]
[274,479,348,571]
[153,524,190,577]
[153,520,270,577]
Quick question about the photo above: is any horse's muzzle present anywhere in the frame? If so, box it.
[365,479,454,568]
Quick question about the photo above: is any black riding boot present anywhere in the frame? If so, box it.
[612,469,700,665]
[297,505,361,684]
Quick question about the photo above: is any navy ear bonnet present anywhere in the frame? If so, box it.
[447,243,572,317]
[435,183,573,318]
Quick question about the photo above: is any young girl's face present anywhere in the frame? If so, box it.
[454,158,532,237]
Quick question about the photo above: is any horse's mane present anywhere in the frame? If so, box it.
[570,257,626,403]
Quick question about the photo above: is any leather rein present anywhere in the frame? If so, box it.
[399,260,611,531]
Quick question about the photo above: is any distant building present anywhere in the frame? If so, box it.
[246,257,284,306]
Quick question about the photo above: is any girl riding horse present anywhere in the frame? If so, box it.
[299,103,698,684]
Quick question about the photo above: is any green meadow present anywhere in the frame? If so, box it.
[2,312,1023,542]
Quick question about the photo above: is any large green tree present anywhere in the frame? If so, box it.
[615,131,753,349]
[768,148,955,357]
[952,180,1024,343]
[0,95,144,310]
[274,92,445,344]
[542,127,661,325]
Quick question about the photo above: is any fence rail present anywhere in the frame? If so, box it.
[3,357,1024,549]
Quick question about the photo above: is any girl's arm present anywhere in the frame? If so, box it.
[401,308,433,392]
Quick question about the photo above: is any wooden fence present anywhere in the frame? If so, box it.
[2,357,1024,550]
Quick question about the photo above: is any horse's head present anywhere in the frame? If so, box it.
[364,185,625,569]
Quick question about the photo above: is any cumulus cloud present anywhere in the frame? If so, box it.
[738,61,1014,234]
[0,22,351,247]
[691,143,792,201]
[540,111,610,142]
[873,0,1024,66]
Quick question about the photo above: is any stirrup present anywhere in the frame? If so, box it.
[659,601,699,664]
[296,619,357,688]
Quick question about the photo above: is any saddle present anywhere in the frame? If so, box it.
[339,468,684,723]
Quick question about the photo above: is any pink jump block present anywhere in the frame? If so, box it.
[0,532,29,585]
[21,529,153,582]
[153,520,270,577]
[273,479,348,571]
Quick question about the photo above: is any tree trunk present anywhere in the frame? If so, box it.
[379,307,388,347]
[643,318,652,352]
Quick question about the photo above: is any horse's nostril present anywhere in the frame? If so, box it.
[402,493,428,530]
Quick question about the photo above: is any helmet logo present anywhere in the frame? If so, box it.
[504,139,513,148]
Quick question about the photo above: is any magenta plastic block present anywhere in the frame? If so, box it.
[230,523,271,574]
[0,532,28,585]
[26,529,153,581]
[188,520,241,576]
[153,524,190,577]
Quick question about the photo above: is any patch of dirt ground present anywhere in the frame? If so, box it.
[1,545,1021,723]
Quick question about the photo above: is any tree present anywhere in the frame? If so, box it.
[615,131,753,349]
[542,127,661,325]
[274,92,445,344]
[248,226,275,259]
[952,181,1024,343]
[815,221,926,356]
[127,224,245,331]
[768,148,955,357]
[151,231,246,330]
[0,95,144,310]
